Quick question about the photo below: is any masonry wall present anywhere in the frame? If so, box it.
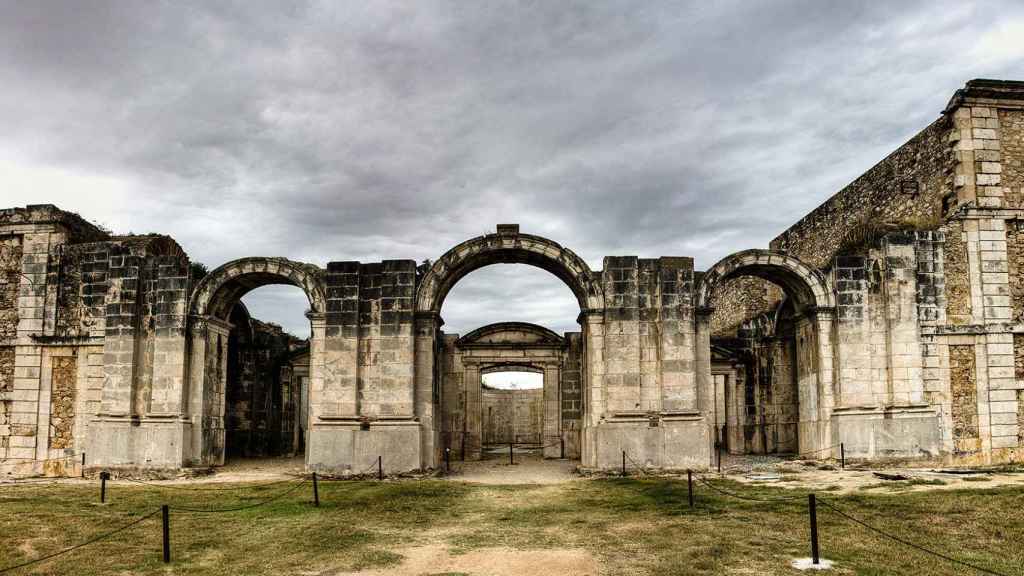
[481,388,543,445]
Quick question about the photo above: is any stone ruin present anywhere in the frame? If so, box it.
[2,78,1024,475]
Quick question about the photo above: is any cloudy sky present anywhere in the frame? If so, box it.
[4,1,1024,338]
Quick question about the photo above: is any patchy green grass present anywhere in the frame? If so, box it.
[1,476,1021,575]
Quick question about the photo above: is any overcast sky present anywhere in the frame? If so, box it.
[4,1,1024,338]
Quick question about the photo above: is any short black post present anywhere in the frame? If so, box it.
[461,435,466,462]
[621,451,626,476]
[312,472,320,507]
[161,504,170,563]
[509,442,514,465]
[560,437,565,460]
[687,470,694,508]
[80,452,86,478]
[99,471,109,503]
[444,448,451,473]
[840,443,845,470]
[808,493,819,565]
[378,456,383,481]
[717,442,722,475]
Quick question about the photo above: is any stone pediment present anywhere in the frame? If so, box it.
[456,322,564,348]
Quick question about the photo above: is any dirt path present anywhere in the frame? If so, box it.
[445,448,579,485]
[336,545,599,576]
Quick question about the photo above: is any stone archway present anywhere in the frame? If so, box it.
[186,257,326,466]
[694,249,836,458]
[416,225,604,314]
[413,225,601,468]
[695,249,834,312]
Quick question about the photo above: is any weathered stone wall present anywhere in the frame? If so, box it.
[949,344,980,453]
[1000,109,1024,208]
[225,312,300,457]
[481,387,543,445]
[708,276,777,338]
[48,355,76,449]
[0,236,21,340]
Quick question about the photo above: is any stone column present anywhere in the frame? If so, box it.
[463,361,482,460]
[413,312,440,468]
[694,307,715,465]
[810,308,836,455]
[580,310,605,467]
[185,315,231,466]
[542,362,561,458]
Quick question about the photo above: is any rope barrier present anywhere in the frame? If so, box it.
[789,443,841,460]
[0,508,160,574]
[623,453,650,476]
[169,478,308,513]
[817,498,1012,576]
[695,475,806,503]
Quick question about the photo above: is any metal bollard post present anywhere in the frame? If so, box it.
[378,456,383,481]
[622,451,626,477]
[808,494,819,565]
[100,471,109,503]
[312,472,320,507]
[509,442,514,465]
[161,504,170,563]
[461,435,466,462]
[560,437,565,460]
[687,470,694,508]
[445,448,451,473]
[840,443,845,470]
[81,452,86,478]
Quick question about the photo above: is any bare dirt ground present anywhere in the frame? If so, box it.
[446,446,578,484]
[338,545,600,576]
[716,453,1024,494]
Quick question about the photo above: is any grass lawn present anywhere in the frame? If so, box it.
[1,476,1020,575]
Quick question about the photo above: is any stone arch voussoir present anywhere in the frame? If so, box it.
[189,257,327,320]
[415,230,604,314]
[696,249,833,312]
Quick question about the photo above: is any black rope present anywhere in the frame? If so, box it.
[817,499,1012,576]
[120,476,300,491]
[0,508,160,574]
[789,443,841,460]
[695,475,806,502]
[169,478,308,513]
[623,453,650,476]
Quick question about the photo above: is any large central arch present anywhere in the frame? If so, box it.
[416,226,604,314]
[415,226,601,467]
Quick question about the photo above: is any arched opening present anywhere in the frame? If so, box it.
[418,227,601,467]
[187,258,325,467]
[696,250,835,458]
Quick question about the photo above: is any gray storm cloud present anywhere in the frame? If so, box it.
[2,0,1023,338]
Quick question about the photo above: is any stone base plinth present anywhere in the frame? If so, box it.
[585,414,712,471]
[307,419,422,474]
[86,416,192,468]
[832,406,940,459]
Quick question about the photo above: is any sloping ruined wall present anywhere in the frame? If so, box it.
[770,117,953,269]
